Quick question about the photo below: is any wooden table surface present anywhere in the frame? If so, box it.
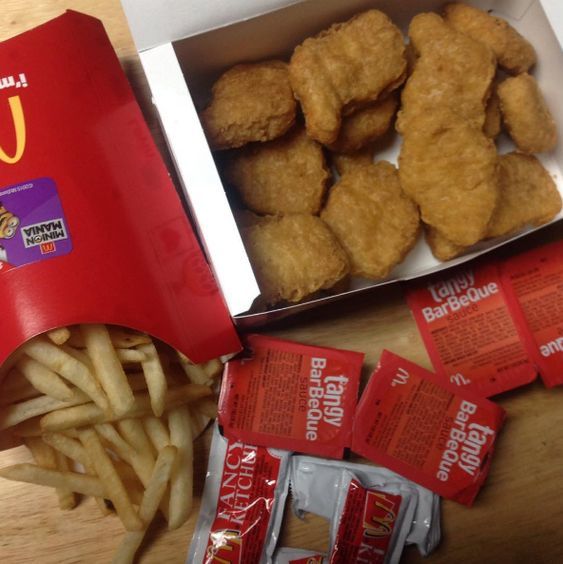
[1,1,563,563]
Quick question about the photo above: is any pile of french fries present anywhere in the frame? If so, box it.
[0,324,222,564]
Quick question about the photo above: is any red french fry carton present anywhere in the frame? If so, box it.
[218,334,364,459]
[500,241,563,388]
[0,11,240,368]
[352,350,506,506]
[406,262,536,397]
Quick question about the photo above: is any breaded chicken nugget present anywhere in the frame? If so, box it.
[426,152,562,259]
[331,145,376,176]
[289,10,406,145]
[397,13,495,133]
[321,162,420,279]
[399,111,498,247]
[240,214,349,304]
[200,61,296,150]
[224,128,330,215]
[443,3,536,74]
[484,89,501,139]
[326,94,398,153]
[498,73,557,153]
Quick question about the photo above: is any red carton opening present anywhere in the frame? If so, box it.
[0,11,240,367]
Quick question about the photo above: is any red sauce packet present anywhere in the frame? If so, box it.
[218,334,364,459]
[500,241,563,388]
[352,351,506,506]
[407,263,536,396]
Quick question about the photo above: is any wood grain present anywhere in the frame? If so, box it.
[1,1,563,563]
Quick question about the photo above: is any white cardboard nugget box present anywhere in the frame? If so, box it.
[121,0,563,326]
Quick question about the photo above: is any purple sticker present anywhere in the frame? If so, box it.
[0,178,72,269]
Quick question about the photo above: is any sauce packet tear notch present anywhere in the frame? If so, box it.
[218,334,364,459]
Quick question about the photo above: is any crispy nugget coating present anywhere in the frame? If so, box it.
[444,3,536,74]
[224,128,330,215]
[321,162,420,279]
[397,13,495,133]
[488,152,562,237]
[241,214,350,304]
[426,152,561,260]
[331,145,375,176]
[327,95,398,153]
[498,73,557,154]
[200,61,296,150]
[399,112,498,247]
[484,89,501,139]
[289,10,406,145]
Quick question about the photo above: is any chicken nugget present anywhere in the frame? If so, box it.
[326,94,398,154]
[321,162,420,279]
[241,214,349,304]
[224,128,330,215]
[331,145,375,176]
[426,152,562,259]
[443,3,536,74]
[498,73,557,153]
[200,60,296,150]
[399,111,498,247]
[397,13,495,133]
[289,10,406,145]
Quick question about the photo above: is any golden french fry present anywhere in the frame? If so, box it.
[80,325,135,416]
[117,419,156,461]
[0,463,106,497]
[0,389,91,430]
[112,446,177,564]
[189,410,210,439]
[23,338,108,412]
[142,417,170,451]
[168,406,193,529]
[46,327,71,346]
[137,342,167,417]
[0,368,40,405]
[116,349,147,364]
[54,450,77,510]
[203,358,223,379]
[78,427,142,531]
[40,384,213,432]
[177,352,210,385]
[60,345,94,370]
[193,397,218,419]
[17,356,74,401]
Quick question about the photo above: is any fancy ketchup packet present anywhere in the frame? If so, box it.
[500,241,563,387]
[218,334,364,459]
[407,263,536,396]
[188,424,290,564]
[352,351,506,506]
[274,548,326,564]
[290,456,440,563]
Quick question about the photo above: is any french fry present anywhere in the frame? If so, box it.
[54,450,78,510]
[78,427,142,531]
[203,358,223,379]
[189,410,210,439]
[81,325,135,416]
[46,327,71,346]
[40,383,213,432]
[17,356,74,402]
[137,342,167,417]
[1,389,91,430]
[116,349,147,364]
[142,416,170,451]
[177,352,210,385]
[117,419,156,461]
[112,446,177,564]
[23,338,108,412]
[0,463,106,497]
[168,406,193,529]
[193,397,219,419]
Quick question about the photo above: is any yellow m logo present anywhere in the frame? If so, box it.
[0,96,26,164]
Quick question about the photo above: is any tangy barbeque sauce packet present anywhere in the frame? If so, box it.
[218,334,364,459]
[187,424,290,564]
[500,240,563,387]
[407,262,536,396]
[352,351,506,506]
